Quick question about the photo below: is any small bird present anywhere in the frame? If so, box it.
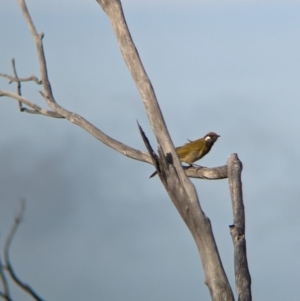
[149,132,220,178]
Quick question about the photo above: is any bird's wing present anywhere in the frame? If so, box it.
[176,146,190,159]
[176,142,200,158]
[185,140,202,151]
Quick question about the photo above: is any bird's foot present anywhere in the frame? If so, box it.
[195,165,206,171]
[187,164,206,170]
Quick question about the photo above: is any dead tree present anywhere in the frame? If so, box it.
[0,0,251,300]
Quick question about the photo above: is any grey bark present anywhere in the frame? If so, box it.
[228,155,252,301]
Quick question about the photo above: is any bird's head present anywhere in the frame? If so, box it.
[204,132,220,143]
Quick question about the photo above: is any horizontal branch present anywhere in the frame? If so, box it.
[187,165,227,179]
[1,89,226,179]
[0,73,42,85]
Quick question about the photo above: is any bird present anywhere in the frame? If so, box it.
[149,132,220,178]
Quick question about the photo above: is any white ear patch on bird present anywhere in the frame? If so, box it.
[204,136,211,141]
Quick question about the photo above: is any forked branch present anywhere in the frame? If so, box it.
[0,58,57,116]
[0,59,42,85]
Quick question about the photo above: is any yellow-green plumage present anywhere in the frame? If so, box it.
[150,132,220,178]
[176,139,209,165]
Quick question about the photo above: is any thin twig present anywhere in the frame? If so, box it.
[11,58,41,114]
[1,59,47,115]
[137,121,162,176]
[0,73,42,85]
[0,259,13,301]
[0,90,64,118]
[4,200,45,301]
[0,291,13,301]
[18,0,54,103]
[10,58,22,112]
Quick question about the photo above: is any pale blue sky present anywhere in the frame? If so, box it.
[1,1,300,300]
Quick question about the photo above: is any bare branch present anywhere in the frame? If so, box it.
[10,58,23,112]
[0,292,12,301]
[4,200,45,301]
[96,0,184,171]
[139,125,234,300]
[0,259,12,301]
[137,121,161,173]
[182,165,227,180]
[11,57,45,114]
[1,58,44,114]
[0,0,232,183]
[17,0,188,181]
[0,73,42,85]
[1,87,225,178]
[0,90,64,118]
[228,154,252,301]
[141,121,228,180]
[18,0,54,103]
[0,63,42,86]
[0,0,151,165]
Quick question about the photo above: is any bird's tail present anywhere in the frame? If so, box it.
[149,170,158,178]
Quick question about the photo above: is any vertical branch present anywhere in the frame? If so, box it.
[139,125,235,301]
[10,58,23,111]
[11,58,37,114]
[18,0,54,103]
[227,154,252,301]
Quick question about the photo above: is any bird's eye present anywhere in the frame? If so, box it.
[204,136,211,141]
